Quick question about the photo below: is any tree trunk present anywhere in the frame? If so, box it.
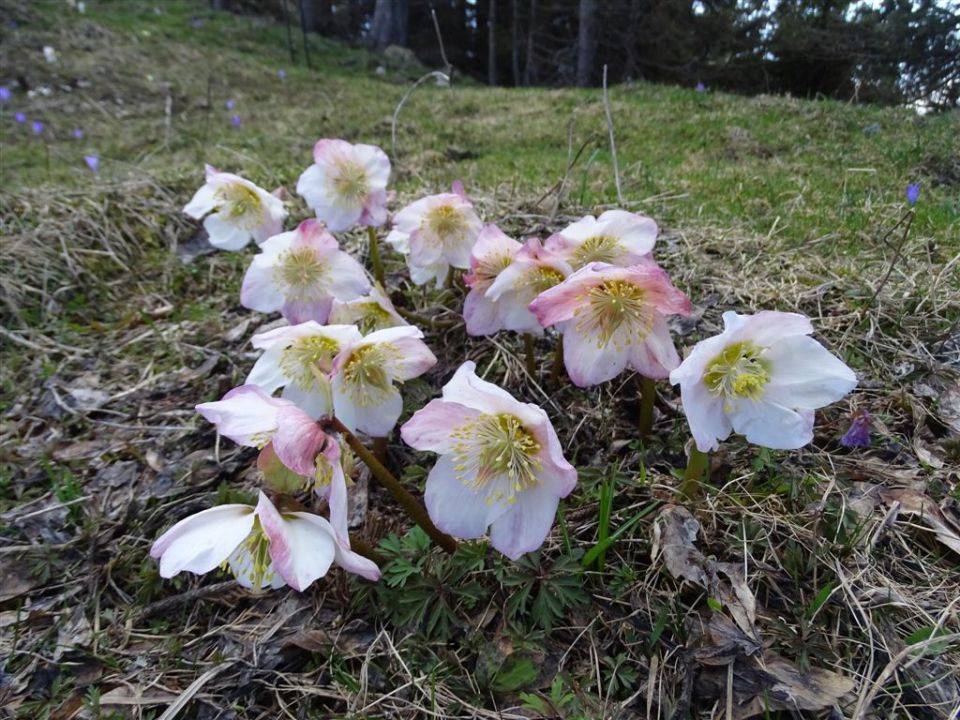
[488,0,498,85]
[577,0,598,86]
[511,0,521,85]
[369,0,409,50]
[524,0,537,86]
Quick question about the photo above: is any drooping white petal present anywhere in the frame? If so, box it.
[729,400,815,450]
[151,504,254,578]
[204,212,251,251]
[762,335,857,409]
[488,481,563,560]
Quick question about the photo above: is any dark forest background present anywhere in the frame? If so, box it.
[218,0,958,109]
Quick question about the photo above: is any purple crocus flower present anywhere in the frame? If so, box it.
[226,99,235,110]
[31,120,44,135]
[840,411,871,449]
[0,86,11,103]
[906,184,920,207]
[230,114,241,128]
[84,154,99,173]
[14,111,26,124]
[277,68,286,79]
[73,127,83,140]
[695,81,706,93]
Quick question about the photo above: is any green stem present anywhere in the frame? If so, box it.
[349,534,386,565]
[524,334,537,378]
[372,436,388,465]
[444,265,456,289]
[324,417,458,554]
[680,445,709,501]
[395,307,459,329]
[367,225,385,288]
[638,376,656,439]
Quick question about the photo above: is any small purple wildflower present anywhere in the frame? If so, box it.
[840,411,872,449]
[277,68,286,79]
[226,99,235,110]
[14,111,26,124]
[695,81,706,93]
[191,18,205,28]
[230,114,241,128]
[31,120,44,135]
[84,154,99,173]
[73,127,83,140]
[906,184,920,207]
[0,86,11,103]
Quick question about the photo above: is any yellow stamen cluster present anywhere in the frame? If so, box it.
[450,413,542,505]
[354,301,397,334]
[249,430,276,449]
[217,182,264,229]
[526,266,567,295]
[703,341,770,407]
[422,204,469,247]
[279,335,341,389]
[570,235,623,268]
[341,343,398,407]
[332,161,369,203]
[227,517,276,589]
[275,247,328,300]
[475,252,514,287]
[575,278,652,348]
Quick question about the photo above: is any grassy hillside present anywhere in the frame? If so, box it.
[2,2,958,719]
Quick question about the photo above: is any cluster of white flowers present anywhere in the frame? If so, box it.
[153,137,857,593]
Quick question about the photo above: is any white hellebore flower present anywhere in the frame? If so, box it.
[150,490,379,591]
[462,224,523,336]
[246,322,363,419]
[385,181,484,287]
[296,139,391,232]
[183,165,287,250]
[546,209,657,270]
[401,361,577,560]
[241,218,371,324]
[330,326,437,437]
[328,284,409,334]
[670,311,857,452]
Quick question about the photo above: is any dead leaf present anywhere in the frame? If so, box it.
[880,488,960,555]
[99,686,179,706]
[54,607,93,660]
[0,558,40,602]
[64,387,110,411]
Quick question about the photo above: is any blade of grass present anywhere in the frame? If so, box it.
[582,499,661,568]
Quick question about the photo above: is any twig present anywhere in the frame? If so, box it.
[297,0,312,69]
[280,0,295,64]
[602,64,624,205]
[869,210,914,304]
[137,580,236,620]
[431,9,452,81]
[391,71,450,161]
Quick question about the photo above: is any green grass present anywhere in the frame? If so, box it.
[3,0,957,255]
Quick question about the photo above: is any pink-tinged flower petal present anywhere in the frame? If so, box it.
[290,512,380,581]
[325,452,350,545]
[354,142,391,189]
[627,314,681,379]
[256,493,336,591]
[281,297,334,324]
[451,179,467,199]
[241,255,284,314]
[272,405,328,476]
[401,399,481,454]
[204,213,251,250]
[596,209,658,256]
[761,335,857,409]
[151,504,254,578]
[624,263,693,316]
[409,257,449,287]
[679,375,733,452]
[488,481,564,560]
[531,421,578,498]
[196,385,291,446]
[425,455,498,540]
[439,361,546,429]
[732,310,812,347]
[326,251,372,299]
[463,288,504,336]
[183,182,218,219]
[362,326,436,380]
[561,323,630,387]
[360,187,389,227]
[332,379,403,436]
[527,271,587,327]
[729,400,815,450]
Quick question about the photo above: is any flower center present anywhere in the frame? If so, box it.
[227,517,277,589]
[279,335,341,389]
[422,204,468,247]
[475,252,514,289]
[703,341,770,404]
[450,413,542,505]
[341,343,398,407]
[570,235,623,268]
[526,266,567,295]
[331,161,368,205]
[275,247,328,300]
[575,279,652,348]
[355,301,397,334]
[217,182,263,229]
